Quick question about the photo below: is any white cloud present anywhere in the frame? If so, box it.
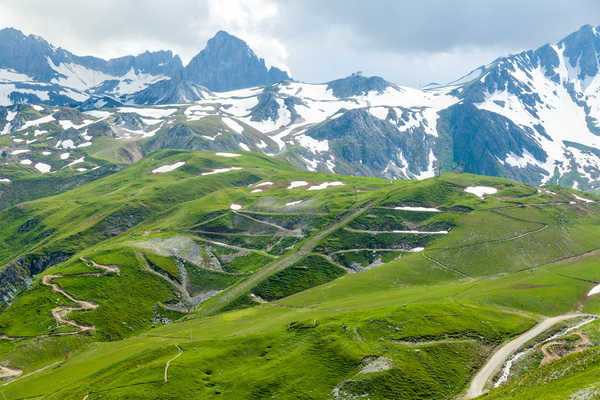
[0,0,598,86]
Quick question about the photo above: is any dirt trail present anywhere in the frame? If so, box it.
[164,345,183,382]
[200,202,374,316]
[540,330,590,365]
[0,258,120,340]
[232,211,302,236]
[465,313,588,399]
[137,252,227,312]
[1,360,62,386]
[422,253,470,278]
[41,258,120,334]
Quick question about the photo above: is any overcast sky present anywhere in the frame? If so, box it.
[0,0,598,87]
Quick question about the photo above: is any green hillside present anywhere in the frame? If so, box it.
[0,150,599,399]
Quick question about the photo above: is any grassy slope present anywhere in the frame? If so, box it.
[1,157,600,398]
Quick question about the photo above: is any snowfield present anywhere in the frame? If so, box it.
[222,117,244,133]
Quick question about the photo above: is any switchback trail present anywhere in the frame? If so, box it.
[42,258,120,335]
[465,313,588,399]
[0,258,120,340]
[199,202,374,316]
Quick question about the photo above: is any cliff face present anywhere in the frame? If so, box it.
[0,251,72,305]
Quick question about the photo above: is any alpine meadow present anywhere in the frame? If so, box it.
[0,2,600,399]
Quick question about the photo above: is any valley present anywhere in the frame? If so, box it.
[1,15,600,400]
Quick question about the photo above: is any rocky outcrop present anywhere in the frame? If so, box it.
[0,251,73,304]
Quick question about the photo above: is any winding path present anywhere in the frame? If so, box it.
[1,258,119,339]
[164,345,183,382]
[41,258,120,335]
[465,313,587,399]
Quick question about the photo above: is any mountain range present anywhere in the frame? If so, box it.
[2,22,600,400]
[0,25,599,192]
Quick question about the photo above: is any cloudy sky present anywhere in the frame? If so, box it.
[0,0,598,87]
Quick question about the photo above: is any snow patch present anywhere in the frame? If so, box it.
[368,106,389,120]
[465,186,498,198]
[215,152,241,158]
[66,157,85,167]
[152,161,186,174]
[255,181,273,187]
[222,117,244,134]
[296,134,329,153]
[573,194,594,203]
[10,149,30,155]
[201,167,243,176]
[285,200,303,206]
[307,181,345,191]
[394,206,441,212]
[20,115,55,131]
[588,284,600,296]
[288,181,308,189]
[230,203,242,210]
[56,139,75,149]
[34,162,51,173]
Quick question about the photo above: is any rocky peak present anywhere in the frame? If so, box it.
[184,30,290,92]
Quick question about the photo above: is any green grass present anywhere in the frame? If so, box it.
[315,229,440,253]
[252,255,346,301]
[52,249,179,341]
[141,251,182,283]
[333,249,404,269]
[1,154,600,399]
[184,262,241,295]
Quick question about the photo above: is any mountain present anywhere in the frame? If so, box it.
[184,30,290,91]
[0,28,290,107]
[1,25,600,193]
[439,24,600,191]
[3,23,600,400]
[0,27,182,106]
